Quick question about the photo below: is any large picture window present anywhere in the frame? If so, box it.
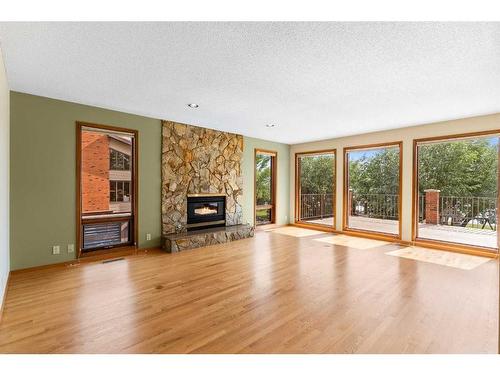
[295,150,336,228]
[414,132,499,252]
[344,142,402,237]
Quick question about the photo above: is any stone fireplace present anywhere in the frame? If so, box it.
[161,120,253,252]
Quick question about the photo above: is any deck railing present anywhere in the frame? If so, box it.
[299,193,334,220]
[418,194,425,222]
[301,193,498,227]
[351,193,399,220]
[419,194,497,226]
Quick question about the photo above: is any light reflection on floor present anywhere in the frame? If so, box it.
[386,246,491,270]
[314,234,390,250]
[265,226,326,237]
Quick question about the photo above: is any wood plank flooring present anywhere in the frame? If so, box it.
[0,229,498,353]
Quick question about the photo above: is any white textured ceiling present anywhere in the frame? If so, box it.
[0,22,499,144]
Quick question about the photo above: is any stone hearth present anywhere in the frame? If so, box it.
[163,224,254,253]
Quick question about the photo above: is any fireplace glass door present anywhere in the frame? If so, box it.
[187,195,226,230]
[190,201,224,218]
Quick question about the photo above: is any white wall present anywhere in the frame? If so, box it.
[290,113,500,242]
[0,46,10,310]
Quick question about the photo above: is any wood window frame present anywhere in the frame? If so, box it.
[294,149,337,231]
[254,149,277,226]
[76,121,139,258]
[343,141,403,241]
[412,130,500,257]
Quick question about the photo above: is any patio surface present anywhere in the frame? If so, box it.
[418,223,497,248]
[304,216,498,249]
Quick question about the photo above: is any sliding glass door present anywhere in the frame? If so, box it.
[414,132,499,252]
[344,142,402,237]
[295,150,336,228]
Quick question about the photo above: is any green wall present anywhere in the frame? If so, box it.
[10,92,162,270]
[241,137,290,226]
[10,92,290,270]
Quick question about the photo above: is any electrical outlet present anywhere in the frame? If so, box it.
[52,245,60,255]
[146,233,152,241]
[67,244,74,253]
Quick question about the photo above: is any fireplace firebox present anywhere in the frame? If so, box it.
[187,194,226,231]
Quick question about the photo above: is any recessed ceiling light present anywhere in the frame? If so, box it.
[265,124,276,128]
[187,103,199,108]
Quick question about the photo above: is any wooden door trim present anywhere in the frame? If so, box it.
[76,121,139,258]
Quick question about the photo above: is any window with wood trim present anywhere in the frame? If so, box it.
[414,132,499,252]
[255,149,277,226]
[344,142,402,238]
[295,150,336,228]
[77,123,137,255]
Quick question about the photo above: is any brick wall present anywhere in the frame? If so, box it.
[424,189,440,225]
[82,132,110,213]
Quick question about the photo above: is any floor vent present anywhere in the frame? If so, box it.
[102,257,125,264]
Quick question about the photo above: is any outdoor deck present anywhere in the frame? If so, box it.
[304,216,497,249]
[418,222,497,248]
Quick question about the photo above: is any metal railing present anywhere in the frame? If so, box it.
[419,195,497,227]
[301,193,498,227]
[351,193,399,220]
[439,196,497,226]
[418,194,425,222]
[300,193,334,220]
[418,194,498,228]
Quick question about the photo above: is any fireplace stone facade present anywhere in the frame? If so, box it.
[161,120,244,237]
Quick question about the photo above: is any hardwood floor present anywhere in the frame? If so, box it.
[0,229,498,353]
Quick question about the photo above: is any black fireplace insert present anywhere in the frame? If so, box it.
[187,194,226,231]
